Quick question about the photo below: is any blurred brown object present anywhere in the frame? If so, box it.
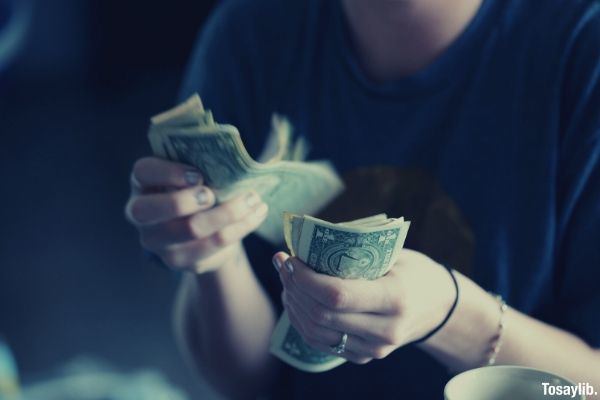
[317,166,475,277]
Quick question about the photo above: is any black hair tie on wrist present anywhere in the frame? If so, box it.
[412,266,460,344]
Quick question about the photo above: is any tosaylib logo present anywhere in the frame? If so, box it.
[541,382,597,397]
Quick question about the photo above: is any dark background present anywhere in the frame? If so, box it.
[0,0,219,397]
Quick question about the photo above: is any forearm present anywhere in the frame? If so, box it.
[497,308,600,389]
[420,271,600,394]
[174,244,277,398]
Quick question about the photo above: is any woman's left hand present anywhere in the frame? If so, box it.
[274,249,456,364]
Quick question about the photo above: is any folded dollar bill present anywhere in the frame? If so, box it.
[270,212,410,372]
[147,94,344,244]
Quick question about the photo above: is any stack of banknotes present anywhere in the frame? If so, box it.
[147,95,411,373]
[270,212,411,372]
[148,94,344,244]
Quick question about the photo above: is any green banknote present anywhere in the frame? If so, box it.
[270,213,410,372]
[147,94,344,244]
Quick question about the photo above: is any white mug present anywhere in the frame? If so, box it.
[444,365,587,400]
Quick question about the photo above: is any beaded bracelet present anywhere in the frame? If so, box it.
[485,293,508,366]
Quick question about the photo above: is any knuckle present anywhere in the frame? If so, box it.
[224,197,252,222]
[166,194,187,217]
[324,286,348,310]
[204,207,230,229]
[221,203,241,223]
[183,217,202,239]
[388,295,405,315]
[310,304,332,325]
[371,346,390,360]
[382,325,403,345]
[132,158,150,177]
[210,230,230,247]
[349,357,372,365]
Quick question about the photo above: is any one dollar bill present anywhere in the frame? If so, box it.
[146,94,344,244]
[270,213,410,372]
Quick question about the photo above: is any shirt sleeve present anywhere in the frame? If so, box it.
[555,4,600,348]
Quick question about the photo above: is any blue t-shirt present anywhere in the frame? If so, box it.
[180,0,600,398]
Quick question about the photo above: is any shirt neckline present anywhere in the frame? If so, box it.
[332,0,501,99]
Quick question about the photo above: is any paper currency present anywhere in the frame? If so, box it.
[270,213,411,372]
[147,94,344,244]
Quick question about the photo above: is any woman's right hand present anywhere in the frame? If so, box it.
[125,157,269,274]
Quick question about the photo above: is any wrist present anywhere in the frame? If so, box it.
[412,266,459,344]
[417,272,499,370]
[194,243,247,286]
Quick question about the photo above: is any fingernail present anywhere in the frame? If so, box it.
[285,259,294,274]
[273,257,282,272]
[195,187,209,205]
[245,192,260,208]
[184,171,201,186]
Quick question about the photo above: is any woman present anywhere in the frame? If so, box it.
[125,0,600,398]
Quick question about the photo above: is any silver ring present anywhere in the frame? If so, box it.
[330,332,348,354]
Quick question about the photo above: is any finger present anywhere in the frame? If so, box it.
[152,204,268,263]
[274,251,292,285]
[189,191,263,238]
[282,289,309,337]
[283,272,397,344]
[126,186,215,226]
[277,253,409,347]
[283,291,372,364]
[140,191,264,245]
[132,157,203,190]
[285,287,379,355]
[157,241,241,271]
[272,251,290,277]
[285,257,395,314]
[276,252,402,343]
